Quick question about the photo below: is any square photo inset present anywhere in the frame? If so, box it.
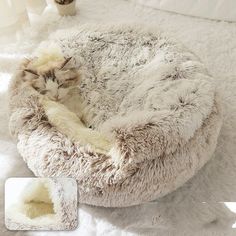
[5,177,78,231]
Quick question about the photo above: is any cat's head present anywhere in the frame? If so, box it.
[22,57,80,101]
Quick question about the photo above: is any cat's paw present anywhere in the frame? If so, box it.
[78,129,113,153]
[42,98,83,126]
[41,98,113,153]
[89,133,113,153]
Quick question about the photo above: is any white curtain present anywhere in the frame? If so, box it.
[0,0,47,33]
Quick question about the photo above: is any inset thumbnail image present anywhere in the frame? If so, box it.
[5,178,78,230]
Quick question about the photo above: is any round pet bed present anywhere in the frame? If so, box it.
[8,24,222,207]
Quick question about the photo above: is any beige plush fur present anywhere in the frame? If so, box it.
[8,24,222,207]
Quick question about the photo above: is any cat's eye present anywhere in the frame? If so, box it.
[41,90,48,95]
[65,78,76,81]
[32,86,40,90]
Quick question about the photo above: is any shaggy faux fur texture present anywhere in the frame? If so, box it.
[8,24,222,207]
[1,0,236,235]
[5,178,78,230]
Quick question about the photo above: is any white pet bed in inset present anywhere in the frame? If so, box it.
[5,178,78,230]
[8,24,222,207]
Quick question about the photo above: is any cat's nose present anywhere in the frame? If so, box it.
[55,95,59,101]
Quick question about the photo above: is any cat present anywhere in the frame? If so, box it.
[18,56,112,152]
[43,99,113,153]
[21,57,80,102]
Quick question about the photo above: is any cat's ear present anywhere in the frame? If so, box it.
[60,57,72,70]
[19,58,32,70]
[24,69,39,76]
[22,68,39,83]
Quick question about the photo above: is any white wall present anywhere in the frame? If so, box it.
[135,0,236,22]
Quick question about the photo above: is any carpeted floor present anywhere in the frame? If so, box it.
[0,0,236,235]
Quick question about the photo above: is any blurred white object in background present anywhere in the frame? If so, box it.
[0,0,18,29]
[0,0,47,29]
[0,0,48,42]
[25,0,47,15]
[224,202,236,228]
[11,0,29,26]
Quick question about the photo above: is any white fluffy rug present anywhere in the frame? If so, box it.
[1,0,236,235]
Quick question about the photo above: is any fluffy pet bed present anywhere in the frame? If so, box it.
[5,178,78,230]
[8,24,222,207]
